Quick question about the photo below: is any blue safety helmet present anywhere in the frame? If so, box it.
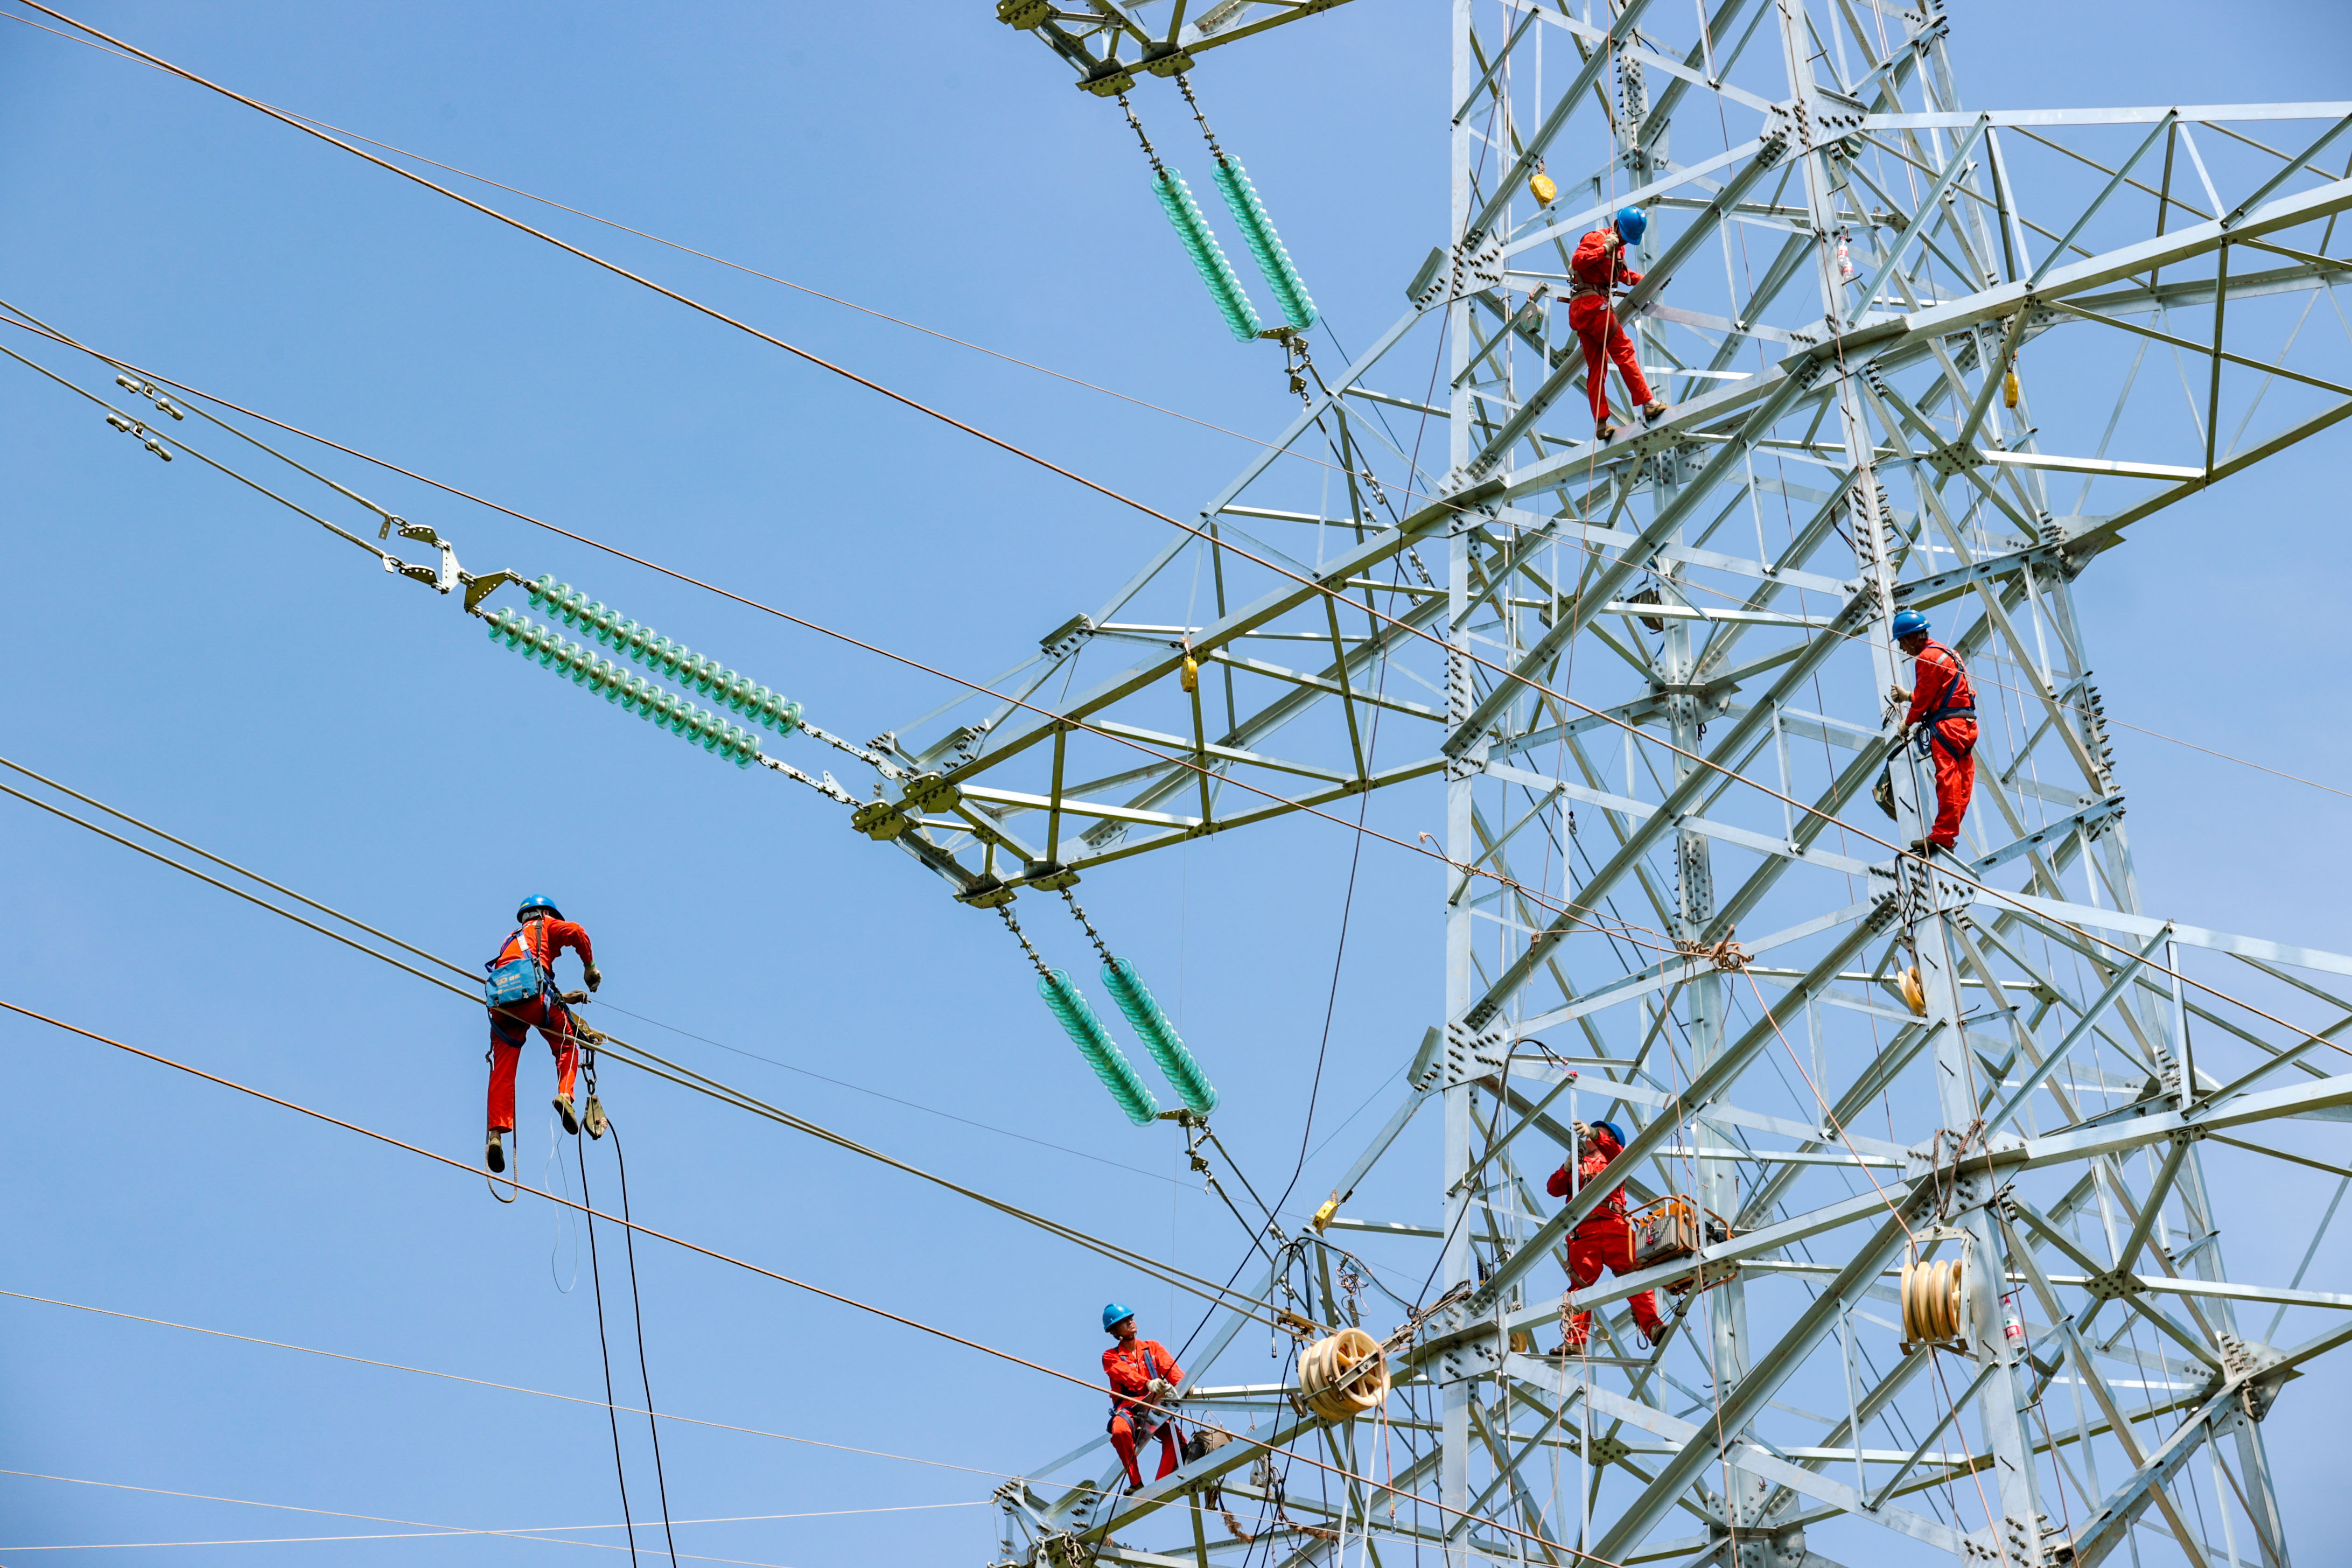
[1103,1301,1136,1333]
[516,893,564,921]
[1590,1119,1627,1150]
[1614,206,1648,246]
[1891,610,1930,640]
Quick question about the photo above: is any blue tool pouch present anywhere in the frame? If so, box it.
[484,925,547,1007]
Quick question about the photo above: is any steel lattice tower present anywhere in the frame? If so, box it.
[901,5,2352,1566]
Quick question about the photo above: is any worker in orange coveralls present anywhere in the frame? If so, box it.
[482,894,601,1174]
[1101,1303,1184,1492]
[1567,206,1669,442]
[1546,1119,1664,1352]
[1888,608,1978,855]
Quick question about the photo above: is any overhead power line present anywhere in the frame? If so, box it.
[0,755,1283,1327]
[3,12,2339,1088]
[0,993,1629,1568]
[0,6,1352,475]
[0,1286,1022,1480]
[0,309,1683,960]
[6,309,2335,1074]
[0,1466,805,1565]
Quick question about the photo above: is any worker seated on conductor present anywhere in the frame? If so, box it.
[1546,1118,1664,1352]
[1101,1303,1185,1493]
[481,893,602,1174]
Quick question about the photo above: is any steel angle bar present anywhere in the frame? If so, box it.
[967,479,1496,783]
[1521,9,1780,116]
[1450,3,1538,123]
[1854,117,1992,310]
[1462,598,1874,1030]
[1589,1207,1920,1563]
[1968,886,2352,981]
[1969,795,2127,875]
[2022,1072,2352,1168]
[1062,755,1446,872]
[1471,150,1794,473]
[2199,1006,2352,1107]
[1482,759,1874,873]
[1455,384,1871,758]
[2048,1273,2352,1313]
[1509,1061,1911,1158]
[2007,1196,2224,1370]
[2068,390,2352,559]
[2223,110,2352,228]
[1865,1357,2003,1510]
[1461,0,1663,244]
[1471,919,1884,1311]
[2026,113,2180,290]
[1507,140,1768,258]
[1083,304,1436,629]
[1509,899,1879,1035]
[1566,1381,1969,1553]
[1861,104,2352,131]
[2062,1379,2251,1568]
[2042,297,2352,399]
[1985,927,2172,1136]
[1502,1185,1908,1333]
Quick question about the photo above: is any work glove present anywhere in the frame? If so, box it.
[1146,1377,1177,1403]
[1571,1119,1592,1142]
[584,964,603,992]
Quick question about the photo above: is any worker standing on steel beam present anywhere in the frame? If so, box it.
[1546,1120,1664,1351]
[481,894,601,1174]
[1887,610,1978,857]
[1101,1303,1185,1492]
[1567,206,1669,443]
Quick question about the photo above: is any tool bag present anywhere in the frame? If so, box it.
[483,921,548,1007]
[1628,1195,1734,1294]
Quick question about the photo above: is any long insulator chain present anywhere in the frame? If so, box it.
[1123,93,1263,344]
[1178,74,1317,333]
[523,575,802,738]
[998,905,1161,1126]
[480,606,763,768]
[1060,890,1220,1117]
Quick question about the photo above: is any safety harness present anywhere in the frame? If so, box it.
[1912,645,1977,763]
[1107,1340,1178,1440]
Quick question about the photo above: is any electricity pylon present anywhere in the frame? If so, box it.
[941,4,2352,1565]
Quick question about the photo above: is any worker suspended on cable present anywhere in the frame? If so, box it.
[1887,609,1978,856]
[481,894,601,1174]
[1545,1119,1663,1352]
[1100,1303,1185,1493]
[1567,206,1668,443]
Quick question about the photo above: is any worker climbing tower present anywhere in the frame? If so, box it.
[954,3,2352,1567]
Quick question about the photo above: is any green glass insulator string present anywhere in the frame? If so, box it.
[524,575,802,738]
[1179,74,1316,332]
[1039,969,1161,1125]
[1121,93,1262,344]
[1209,162,1315,331]
[481,606,763,768]
[1058,888,1218,1117]
[997,904,1159,1125]
[1100,957,1217,1116]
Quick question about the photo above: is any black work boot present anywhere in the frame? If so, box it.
[485,1131,507,1174]
[553,1095,581,1136]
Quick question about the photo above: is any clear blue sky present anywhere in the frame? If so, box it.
[2,2,2348,1563]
